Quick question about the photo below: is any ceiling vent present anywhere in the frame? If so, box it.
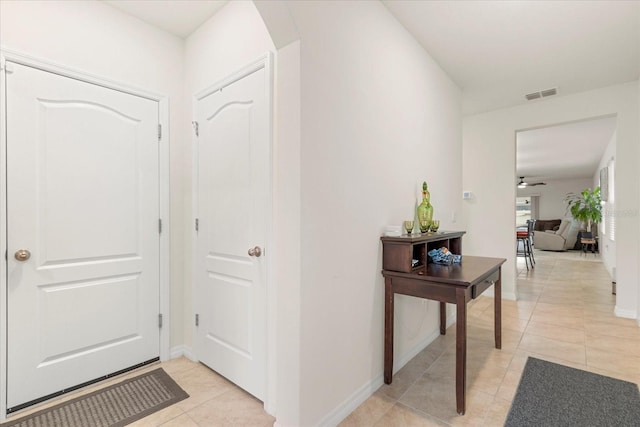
[525,87,558,101]
[541,88,557,97]
[525,92,541,101]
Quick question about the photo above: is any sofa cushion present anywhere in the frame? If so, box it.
[556,219,571,236]
[534,228,567,251]
[534,219,562,231]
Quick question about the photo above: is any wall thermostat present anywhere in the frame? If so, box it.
[463,191,472,199]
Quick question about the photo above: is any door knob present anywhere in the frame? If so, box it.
[248,246,262,257]
[14,249,31,262]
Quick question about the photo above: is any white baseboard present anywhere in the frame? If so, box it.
[614,306,638,319]
[169,345,196,361]
[317,322,452,427]
[316,374,384,427]
[394,318,455,374]
[315,292,516,426]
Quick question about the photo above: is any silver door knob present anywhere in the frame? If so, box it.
[15,249,31,261]
[248,246,262,257]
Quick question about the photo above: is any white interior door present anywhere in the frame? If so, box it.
[195,64,269,401]
[6,62,160,410]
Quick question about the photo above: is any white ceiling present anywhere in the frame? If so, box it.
[383,0,640,115]
[101,0,639,114]
[104,0,228,38]
[516,116,617,183]
[101,0,638,181]
[383,1,636,182]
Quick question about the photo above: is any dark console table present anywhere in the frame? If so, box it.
[381,231,506,415]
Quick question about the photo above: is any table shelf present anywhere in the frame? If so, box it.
[381,231,465,273]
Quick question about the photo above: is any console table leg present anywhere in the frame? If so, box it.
[440,302,446,335]
[495,268,502,350]
[384,277,394,384]
[455,289,467,415]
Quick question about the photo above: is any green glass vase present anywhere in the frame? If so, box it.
[416,181,433,233]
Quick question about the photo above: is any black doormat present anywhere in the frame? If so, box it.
[1,368,189,427]
[505,357,640,427]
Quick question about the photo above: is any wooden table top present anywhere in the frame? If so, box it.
[380,230,466,243]
[383,255,506,287]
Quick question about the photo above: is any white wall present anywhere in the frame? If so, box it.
[272,39,302,425]
[463,81,639,318]
[286,1,463,424]
[594,132,617,278]
[517,177,594,220]
[0,0,186,349]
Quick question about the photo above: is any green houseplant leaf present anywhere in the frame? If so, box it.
[564,187,602,231]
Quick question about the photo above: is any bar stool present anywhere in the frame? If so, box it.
[517,222,535,270]
[527,219,536,265]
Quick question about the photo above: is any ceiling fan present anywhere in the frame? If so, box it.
[517,176,546,188]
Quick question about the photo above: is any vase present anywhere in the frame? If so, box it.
[416,181,433,233]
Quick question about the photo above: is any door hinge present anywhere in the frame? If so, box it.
[195,218,199,232]
[158,218,162,234]
[192,121,199,137]
[158,314,163,328]
[195,314,199,326]
[158,124,162,141]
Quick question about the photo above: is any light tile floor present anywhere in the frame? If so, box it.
[7,357,275,426]
[6,250,638,426]
[340,249,640,426]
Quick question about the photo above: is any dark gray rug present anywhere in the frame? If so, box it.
[505,357,640,427]
[1,368,188,427]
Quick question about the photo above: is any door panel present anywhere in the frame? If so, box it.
[37,100,140,263]
[6,62,160,410]
[195,66,268,401]
[38,275,141,362]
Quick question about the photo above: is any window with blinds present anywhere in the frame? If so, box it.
[608,160,615,241]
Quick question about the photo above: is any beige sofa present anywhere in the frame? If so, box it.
[534,219,580,251]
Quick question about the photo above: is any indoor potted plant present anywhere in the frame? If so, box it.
[564,187,602,232]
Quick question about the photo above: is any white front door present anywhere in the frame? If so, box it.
[6,62,160,410]
[194,63,270,401]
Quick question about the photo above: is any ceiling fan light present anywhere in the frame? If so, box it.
[517,177,527,188]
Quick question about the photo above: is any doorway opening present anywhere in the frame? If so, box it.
[515,115,616,275]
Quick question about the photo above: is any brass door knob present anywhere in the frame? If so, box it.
[15,249,31,262]
[248,246,262,257]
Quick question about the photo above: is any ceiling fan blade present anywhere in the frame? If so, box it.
[529,182,546,186]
